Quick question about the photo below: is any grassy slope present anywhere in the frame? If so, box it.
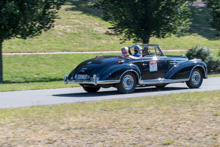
[153,7,220,50]
[3,2,220,53]
[1,1,220,91]
[0,51,219,92]
[0,53,117,92]
[0,91,219,146]
[3,2,132,53]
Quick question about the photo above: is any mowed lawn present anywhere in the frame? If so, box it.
[0,1,220,146]
[1,53,112,92]
[2,1,220,53]
[1,1,220,91]
[1,50,220,92]
[0,91,219,146]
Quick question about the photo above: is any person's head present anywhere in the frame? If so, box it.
[142,46,149,56]
[121,47,128,55]
[134,45,142,53]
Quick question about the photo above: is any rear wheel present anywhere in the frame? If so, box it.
[186,68,203,88]
[116,72,137,94]
[82,85,100,93]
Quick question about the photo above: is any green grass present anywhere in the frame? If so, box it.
[208,73,220,77]
[0,51,219,92]
[2,53,119,84]
[3,1,132,53]
[0,90,219,146]
[164,50,220,57]
[0,81,73,92]
[2,2,220,53]
[0,53,118,91]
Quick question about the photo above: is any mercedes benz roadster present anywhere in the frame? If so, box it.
[64,44,208,94]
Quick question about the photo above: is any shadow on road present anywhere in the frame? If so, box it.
[53,87,188,98]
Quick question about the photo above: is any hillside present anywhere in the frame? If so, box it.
[3,1,220,53]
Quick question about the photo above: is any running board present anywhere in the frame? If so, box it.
[139,78,188,85]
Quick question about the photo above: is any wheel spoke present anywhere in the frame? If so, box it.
[122,75,134,90]
[191,71,201,85]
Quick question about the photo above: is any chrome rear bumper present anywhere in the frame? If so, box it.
[64,74,119,85]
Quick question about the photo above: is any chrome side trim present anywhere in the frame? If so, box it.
[65,74,189,86]
[64,79,120,85]
[97,80,120,84]
[169,60,186,65]
[139,78,188,85]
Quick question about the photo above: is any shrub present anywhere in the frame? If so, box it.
[207,60,220,73]
[208,50,220,73]
[186,46,220,73]
[186,46,213,63]
[218,50,220,58]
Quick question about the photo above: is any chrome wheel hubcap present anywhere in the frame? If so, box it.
[122,75,134,90]
[191,71,201,85]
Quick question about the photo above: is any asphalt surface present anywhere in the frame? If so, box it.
[3,49,219,56]
[0,77,220,109]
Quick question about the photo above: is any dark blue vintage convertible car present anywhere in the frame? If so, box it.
[64,44,208,94]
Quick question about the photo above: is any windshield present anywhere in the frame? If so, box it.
[142,45,163,57]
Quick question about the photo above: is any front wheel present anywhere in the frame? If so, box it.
[82,85,100,93]
[116,72,137,94]
[186,68,203,88]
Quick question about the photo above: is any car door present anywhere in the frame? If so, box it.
[140,45,169,80]
[140,56,169,80]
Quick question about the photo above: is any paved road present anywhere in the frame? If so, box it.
[0,77,220,109]
[3,49,219,56]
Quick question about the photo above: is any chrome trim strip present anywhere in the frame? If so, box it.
[139,78,188,85]
[97,80,120,84]
[64,79,120,85]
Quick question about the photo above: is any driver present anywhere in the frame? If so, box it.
[142,46,150,56]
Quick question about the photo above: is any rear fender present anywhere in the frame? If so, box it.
[100,63,141,82]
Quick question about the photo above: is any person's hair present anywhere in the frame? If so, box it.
[121,47,128,54]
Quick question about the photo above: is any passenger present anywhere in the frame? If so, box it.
[121,46,141,59]
[121,47,129,57]
[128,45,142,57]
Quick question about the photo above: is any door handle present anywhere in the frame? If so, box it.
[143,63,148,66]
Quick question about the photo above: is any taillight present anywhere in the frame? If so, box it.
[118,60,124,64]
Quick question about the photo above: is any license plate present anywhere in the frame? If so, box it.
[75,74,88,80]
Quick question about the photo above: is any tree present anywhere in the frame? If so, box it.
[207,0,220,34]
[0,0,65,83]
[93,0,192,44]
